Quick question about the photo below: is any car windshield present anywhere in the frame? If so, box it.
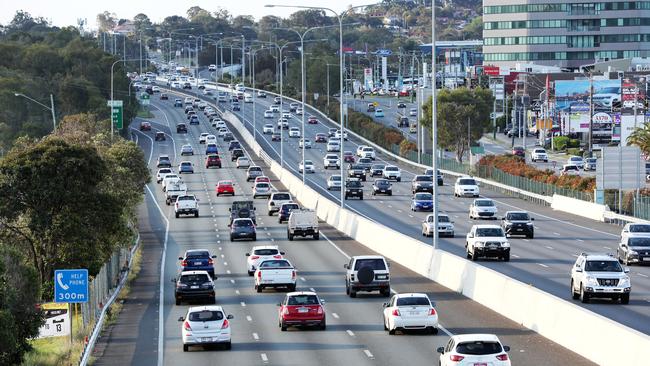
[534,149,546,154]
[159,169,171,174]
[585,260,622,272]
[234,220,253,227]
[178,196,194,201]
[188,310,223,322]
[180,274,210,283]
[354,259,386,270]
[415,175,433,182]
[459,179,476,185]
[570,157,583,162]
[629,224,650,232]
[304,160,313,165]
[282,204,299,211]
[219,181,232,186]
[628,237,650,247]
[476,228,505,237]
[250,167,262,171]
[351,165,363,170]
[287,295,319,305]
[330,176,341,181]
[186,251,209,258]
[396,297,430,306]
[385,167,398,171]
[456,341,503,355]
[372,164,385,169]
[181,162,191,166]
[274,193,291,200]
[507,212,529,220]
[438,215,450,223]
[415,193,432,200]
[347,180,362,188]
[375,180,389,186]
[586,158,597,163]
[256,183,270,189]
[475,200,494,207]
[254,249,279,256]
[259,260,291,268]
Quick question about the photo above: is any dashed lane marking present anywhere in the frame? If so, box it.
[537,263,549,268]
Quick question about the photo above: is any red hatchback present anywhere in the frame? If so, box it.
[205,154,222,169]
[140,121,152,131]
[278,292,326,331]
[343,151,355,163]
[314,133,327,143]
[216,180,235,196]
[308,116,318,124]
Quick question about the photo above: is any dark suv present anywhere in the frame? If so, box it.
[347,164,367,181]
[231,149,244,161]
[412,175,433,193]
[228,141,242,151]
[501,211,534,238]
[176,123,188,133]
[173,271,215,305]
[229,201,257,226]
[157,155,172,168]
[345,178,363,200]
[205,154,222,169]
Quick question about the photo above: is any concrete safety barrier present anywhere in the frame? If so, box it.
[551,193,610,222]
[216,102,650,366]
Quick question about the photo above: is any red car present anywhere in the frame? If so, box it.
[314,133,327,143]
[278,291,326,331]
[216,180,235,196]
[140,121,151,131]
[205,154,222,168]
[512,146,525,158]
[255,176,271,184]
[308,116,318,124]
[343,151,355,163]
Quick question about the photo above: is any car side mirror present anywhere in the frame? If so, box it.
[320,299,326,305]
[211,255,217,258]
[343,264,349,269]
[468,233,474,238]
[276,303,282,306]
[531,217,535,221]
[178,257,183,260]
[228,208,231,212]
[623,229,629,233]
[178,316,185,321]
[280,251,285,255]
[386,262,391,268]
[501,217,505,220]
[436,347,445,354]
[575,268,583,273]
[170,277,176,283]
[227,314,234,319]
[245,253,250,256]
[382,302,389,307]
[503,346,511,352]
[624,268,630,273]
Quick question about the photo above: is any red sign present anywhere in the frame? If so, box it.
[483,66,500,76]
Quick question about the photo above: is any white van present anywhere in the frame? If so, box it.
[244,94,253,103]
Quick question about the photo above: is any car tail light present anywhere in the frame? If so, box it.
[391,309,400,316]
[282,307,289,315]
[496,354,509,361]
[273,255,282,259]
[257,271,261,279]
[317,306,323,314]
[208,258,213,265]
[449,355,464,362]
[181,260,187,267]
[291,270,296,280]
[429,308,437,316]
[183,321,192,331]
[250,255,260,260]
[221,319,229,329]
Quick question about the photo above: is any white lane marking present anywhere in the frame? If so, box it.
[246,315,253,322]
[637,273,649,278]
[545,246,554,250]
[346,330,355,337]
[309,287,316,292]
[577,239,584,242]
[261,353,269,363]
[221,254,225,258]
[364,350,374,359]
[235,290,240,295]
[219,247,222,251]
[553,232,560,236]
[224,262,228,266]
[408,214,414,218]
[240,301,246,307]
[603,246,612,250]
[523,239,530,242]
[538,263,550,268]
[512,254,520,258]
[320,232,350,260]
[332,313,339,319]
[230,279,235,284]
[300,277,306,282]
[252,332,260,340]
[226,270,231,274]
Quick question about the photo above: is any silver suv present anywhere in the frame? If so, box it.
[570,253,631,304]
[344,256,390,298]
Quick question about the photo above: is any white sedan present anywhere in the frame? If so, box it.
[299,138,312,149]
[199,133,209,144]
[156,168,173,183]
[245,245,285,276]
[327,141,340,152]
[288,127,301,138]
[180,305,233,351]
[327,175,342,190]
[469,198,498,220]
[264,110,274,118]
[299,160,315,173]
[262,124,274,134]
[236,157,251,169]
[205,134,217,145]
[382,293,438,335]
[253,182,272,199]
[296,107,303,115]
[218,128,228,137]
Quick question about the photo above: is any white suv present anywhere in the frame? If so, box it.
[323,154,340,169]
[267,192,292,216]
[469,198,498,220]
[454,176,479,197]
[437,334,511,366]
[570,253,631,304]
[531,148,548,162]
[466,225,510,261]
[383,165,401,181]
[360,146,376,160]
[245,246,285,276]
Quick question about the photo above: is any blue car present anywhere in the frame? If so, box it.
[411,192,433,212]
[374,109,384,118]
[179,249,217,278]
[179,161,194,174]
[206,143,218,155]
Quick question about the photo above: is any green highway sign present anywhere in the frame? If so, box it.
[107,100,124,129]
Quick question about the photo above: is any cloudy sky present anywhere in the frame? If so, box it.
[2,0,374,29]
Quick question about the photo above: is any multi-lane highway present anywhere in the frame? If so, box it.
[94,93,594,365]
[172,83,650,335]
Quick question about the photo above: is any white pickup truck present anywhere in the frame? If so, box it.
[175,194,199,218]
[254,259,296,293]
[287,209,319,240]
[165,182,188,205]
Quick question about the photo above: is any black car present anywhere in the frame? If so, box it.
[185,106,194,114]
[173,271,215,305]
[424,168,444,186]
[618,236,650,265]
[155,132,166,141]
[223,132,234,142]
[412,175,434,193]
[370,164,385,177]
[229,201,256,226]
[397,102,406,108]
[278,203,300,223]
[231,148,244,161]
[501,211,534,238]
[157,155,172,168]
[228,141,241,151]
[182,82,192,89]
[345,178,363,200]
[160,93,169,100]
[372,179,392,196]
[347,164,367,181]
[232,102,241,111]
[176,123,188,133]
[230,218,257,241]
[174,99,183,107]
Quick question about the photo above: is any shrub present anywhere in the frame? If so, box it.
[567,148,581,156]
[553,136,570,150]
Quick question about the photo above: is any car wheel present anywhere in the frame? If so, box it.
[388,328,396,335]
[175,212,179,218]
[383,316,389,331]
[230,235,234,241]
[176,299,181,306]
[194,212,199,218]
[623,255,630,266]
[503,253,510,262]
[288,284,296,292]
[430,327,439,335]
[580,284,589,303]
[320,321,326,330]
[527,232,534,239]
[313,234,319,240]
[471,250,478,261]
[381,288,391,297]
[183,344,189,352]
[280,322,287,331]
[621,293,630,304]
[571,280,580,300]
[252,235,257,241]
[256,284,262,293]
[349,290,357,298]
[248,271,254,276]
[224,341,232,350]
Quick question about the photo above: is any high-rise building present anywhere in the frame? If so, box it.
[482,1,650,69]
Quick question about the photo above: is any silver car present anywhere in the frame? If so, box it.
[180,144,194,156]
[327,175,342,190]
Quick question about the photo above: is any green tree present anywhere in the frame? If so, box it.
[96,11,117,32]
[627,123,650,155]
[421,87,494,162]
[0,245,43,365]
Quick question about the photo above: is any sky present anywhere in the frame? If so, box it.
[1,0,374,29]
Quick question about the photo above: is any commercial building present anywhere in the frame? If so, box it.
[482,0,650,69]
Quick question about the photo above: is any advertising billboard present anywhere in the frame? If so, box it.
[621,75,647,115]
[555,79,621,112]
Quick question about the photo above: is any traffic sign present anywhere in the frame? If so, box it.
[38,302,71,338]
[54,269,89,303]
[140,93,150,106]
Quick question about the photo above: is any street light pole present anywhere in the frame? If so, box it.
[430,0,439,251]
[14,92,57,131]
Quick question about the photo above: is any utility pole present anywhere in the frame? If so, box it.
[512,80,518,147]
[522,74,528,150]
[588,75,594,157]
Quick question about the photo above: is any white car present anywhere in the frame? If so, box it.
[531,148,548,162]
[567,155,585,169]
[268,192,293,216]
[277,119,289,130]
[299,160,315,173]
[257,90,267,98]
[326,141,341,152]
[299,138,312,149]
[288,127,301,138]
[199,133,209,144]
[253,182,272,199]
[171,81,181,88]
[270,105,280,113]
[213,120,226,129]
[282,112,291,119]
[162,174,181,191]
[151,86,160,93]
[356,145,368,157]
[422,213,454,237]
[264,110,274,118]
[198,101,207,109]
[454,176,479,197]
[382,293,438,334]
[409,108,417,116]
[383,165,401,181]
[217,95,227,102]
[327,175,342,190]
[323,154,340,169]
[620,223,650,242]
[262,124,274,134]
[236,157,251,168]
[334,130,348,140]
[360,146,375,160]
[561,164,581,176]
[180,305,233,351]
[437,334,511,366]
[570,253,631,304]
[469,198,498,220]
[466,225,510,261]
[245,245,285,276]
[218,128,228,137]
[156,168,173,183]
[296,107,303,115]
[205,134,217,145]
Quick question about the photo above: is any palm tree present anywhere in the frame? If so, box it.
[627,123,650,156]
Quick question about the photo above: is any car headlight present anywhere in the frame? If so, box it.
[629,250,638,256]
[585,276,598,286]
[474,241,484,247]
[526,222,533,226]
[502,242,510,248]
[620,277,631,287]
